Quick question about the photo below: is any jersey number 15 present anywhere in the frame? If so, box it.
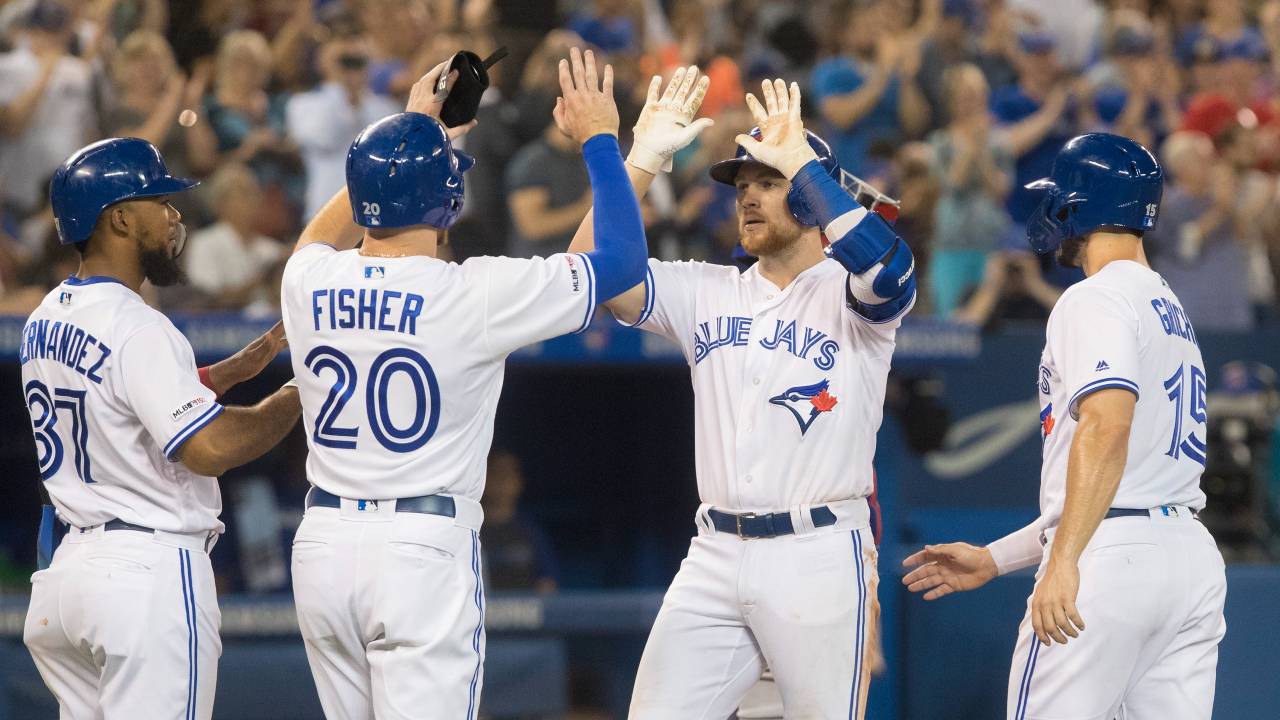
[305,345,441,453]
[1163,363,1207,467]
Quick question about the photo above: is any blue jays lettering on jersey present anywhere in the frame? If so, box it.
[626,256,912,510]
[693,316,840,370]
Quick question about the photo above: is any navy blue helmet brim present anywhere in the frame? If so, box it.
[709,157,746,185]
[132,175,200,200]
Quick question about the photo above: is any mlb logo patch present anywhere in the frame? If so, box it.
[364,266,385,279]
[59,291,72,305]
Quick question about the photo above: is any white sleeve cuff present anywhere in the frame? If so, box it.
[986,518,1047,575]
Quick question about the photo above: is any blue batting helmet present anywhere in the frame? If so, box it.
[1025,133,1163,254]
[346,112,474,230]
[50,138,199,245]
[709,128,840,227]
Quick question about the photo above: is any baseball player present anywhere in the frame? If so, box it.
[568,59,917,718]
[278,54,646,719]
[902,133,1227,719]
[20,137,302,719]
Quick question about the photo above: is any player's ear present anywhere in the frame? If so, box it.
[109,205,132,237]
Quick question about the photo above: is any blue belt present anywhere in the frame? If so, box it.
[708,506,838,539]
[305,487,456,518]
[37,513,160,570]
[1105,506,1196,520]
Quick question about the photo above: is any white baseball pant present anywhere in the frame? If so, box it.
[291,495,486,720]
[630,501,878,720]
[1007,509,1226,720]
[24,525,221,720]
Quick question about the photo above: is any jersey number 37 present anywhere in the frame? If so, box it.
[305,345,441,453]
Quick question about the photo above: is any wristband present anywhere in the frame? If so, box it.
[198,366,217,395]
[626,143,669,175]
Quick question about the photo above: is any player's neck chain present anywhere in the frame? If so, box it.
[357,250,413,259]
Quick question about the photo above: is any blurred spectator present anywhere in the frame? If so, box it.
[1081,19,1181,151]
[990,32,1076,241]
[1145,131,1254,332]
[1176,0,1254,65]
[504,116,593,259]
[205,29,304,239]
[183,163,286,311]
[286,29,398,222]
[568,0,638,56]
[953,250,1063,327]
[360,0,440,98]
[1009,0,1103,71]
[1181,31,1275,147]
[104,29,217,227]
[810,0,930,177]
[926,64,1013,318]
[0,1,96,218]
[206,30,289,163]
[917,0,1002,127]
[481,450,559,593]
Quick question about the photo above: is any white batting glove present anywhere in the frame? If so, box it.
[734,79,818,180]
[627,66,714,175]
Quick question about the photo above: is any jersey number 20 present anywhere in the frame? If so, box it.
[25,380,93,483]
[305,345,440,453]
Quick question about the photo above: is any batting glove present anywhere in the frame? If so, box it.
[734,79,818,180]
[627,66,714,175]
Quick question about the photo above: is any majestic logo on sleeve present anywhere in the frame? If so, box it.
[769,379,839,435]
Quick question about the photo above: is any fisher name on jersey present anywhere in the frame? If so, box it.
[280,244,596,503]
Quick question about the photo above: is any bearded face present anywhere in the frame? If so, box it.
[130,198,188,287]
[735,163,807,258]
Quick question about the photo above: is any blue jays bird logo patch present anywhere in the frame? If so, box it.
[769,379,839,435]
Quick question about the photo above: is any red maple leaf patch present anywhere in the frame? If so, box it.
[810,389,839,413]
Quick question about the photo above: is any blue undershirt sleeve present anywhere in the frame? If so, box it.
[580,134,647,302]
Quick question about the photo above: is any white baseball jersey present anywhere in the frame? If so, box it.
[19,275,224,534]
[279,244,596,501]
[628,256,912,509]
[1036,260,1208,525]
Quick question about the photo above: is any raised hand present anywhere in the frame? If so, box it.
[552,47,619,146]
[901,542,999,600]
[406,60,477,141]
[734,78,818,179]
[627,65,714,174]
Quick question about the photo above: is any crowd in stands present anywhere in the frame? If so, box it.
[1,0,1279,331]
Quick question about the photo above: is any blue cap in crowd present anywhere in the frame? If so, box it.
[1223,30,1269,63]
[1019,31,1057,54]
[1111,26,1154,56]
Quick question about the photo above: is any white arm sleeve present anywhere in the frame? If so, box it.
[986,517,1048,575]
